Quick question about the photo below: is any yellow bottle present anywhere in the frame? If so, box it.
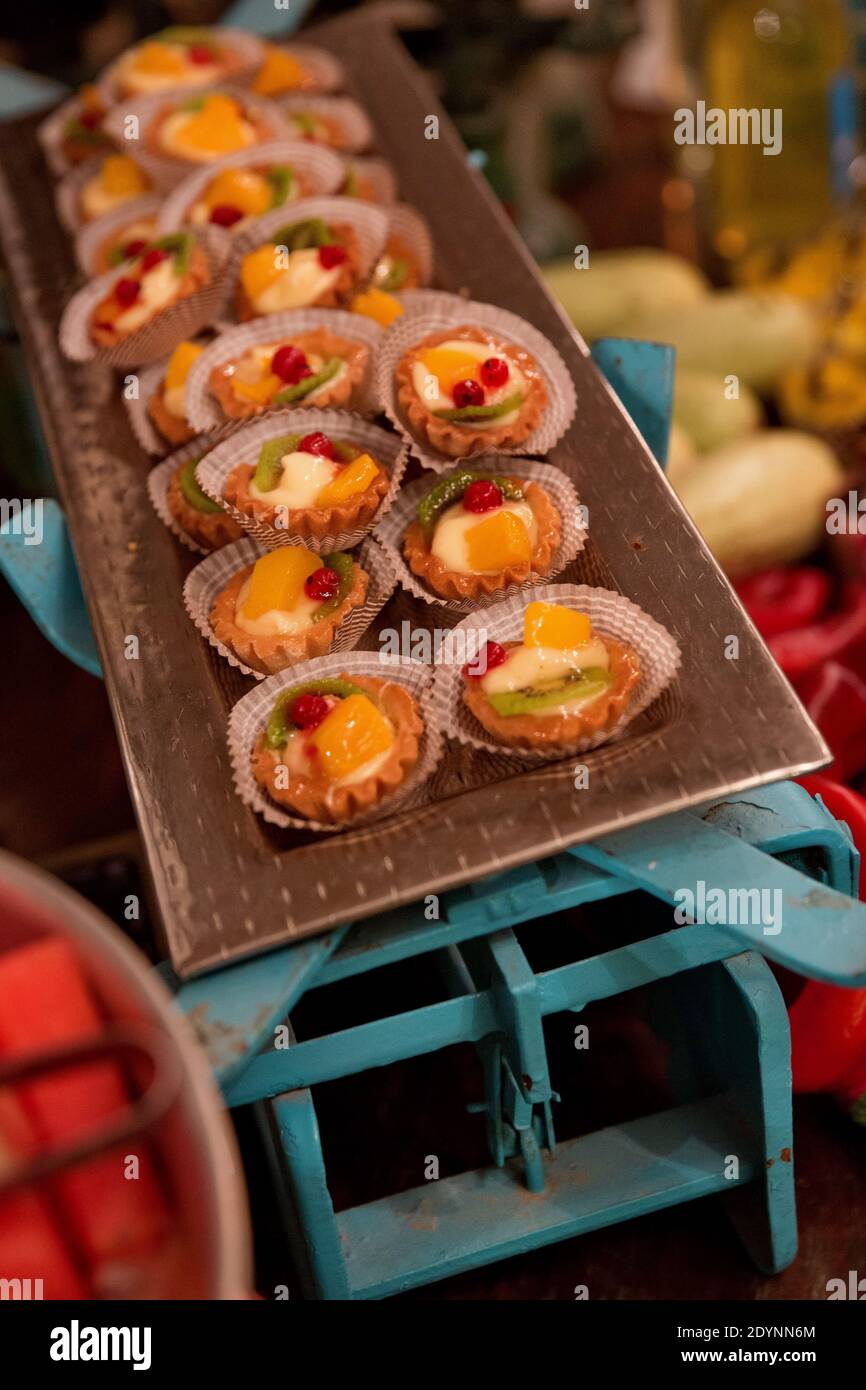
[704,0,850,267]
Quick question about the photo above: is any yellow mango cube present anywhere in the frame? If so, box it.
[315,453,380,507]
[100,155,147,197]
[311,694,393,780]
[165,340,203,392]
[175,95,248,156]
[253,47,306,97]
[204,168,272,216]
[132,42,188,78]
[243,547,323,620]
[524,601,592,650]
[417,346,483,396]
[232,372,282,404]
[240,244,285,300]
[350,289,404,328]
[465,511,532,572]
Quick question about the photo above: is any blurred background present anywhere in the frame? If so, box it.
[2,0,866,1302]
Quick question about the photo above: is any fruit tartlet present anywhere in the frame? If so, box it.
[209,328,370,419]
[222,429,389,539]
[77,155,151,224]
[236,216,361,317]
[167,457,244,551]
[462,601,641,752]
[251,43,343,97]
[184,161,304,231]
[147,340,204,445]
[252,673,423,824]
[111,28,253,98]
[89,234,209,348]
[395,327,549,457]
[210,544,368,675]
[403,469,561,601]
[59,85,113,165]
[147,91,276,166]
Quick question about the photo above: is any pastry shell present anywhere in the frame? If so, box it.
[234,222,362,319]
[223,451,389,539]
[90,245,210,348]
[463,637,641,751]
[209,326,369,419]
[252,674,423,824]
[148,380,196,446]
[395,325,549,458]
[402,476,561,601]
[167,463,245,551]
[210,557,369,675]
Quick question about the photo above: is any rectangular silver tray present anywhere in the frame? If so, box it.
[0,9,828,977]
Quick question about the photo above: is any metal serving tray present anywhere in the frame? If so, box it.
[0,8,828,977]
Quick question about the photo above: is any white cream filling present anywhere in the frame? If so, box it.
[252,249,343,312]
[159,108,257,162]
[119,46,222,94]
[248,449,339,508]
[112,258,179,334]
[481,641,611,717]
[81,178,138,221]
[431,500,537,575]
[234,578,319,636]
[411,339,526,429]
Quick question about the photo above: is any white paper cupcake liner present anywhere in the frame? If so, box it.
[59,225,228,368]
[376,299,578,472]
[182,535,394,679]
[195,406,408,553]
[100,30,266,103]
[249,43,346,96]
[276,95,372,153]
[55,155,157,235]
[183,307,384,431]
[373,458,586,613]
[73,194,164,275]
[432,583,681,764]
[220,195,389,323]
[126,359,174,455]
[38,82,116,178]
[101,86,289,187]
[339,155,398,204]
[154,139,345,240]
[382,204,434,288]
[229,651,442,831]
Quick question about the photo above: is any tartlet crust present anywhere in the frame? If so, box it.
[462,636,641,751]
[252,673,423,823]
[209,327,369,420]
[209,558,369,674]
[222,451,389,539]
[402,476,562,600]
[90,245,210,347]
[395,325,549,458]
[167,464,245,550]
[234,223,362,319]
[147,381,196,446]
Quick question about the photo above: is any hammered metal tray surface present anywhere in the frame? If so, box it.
[0,10,828,976]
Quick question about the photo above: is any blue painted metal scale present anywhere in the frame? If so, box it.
[3,10,866,1295]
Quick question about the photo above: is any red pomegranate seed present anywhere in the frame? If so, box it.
[209,203,244,228]
[114,277,140,307]
[452,378,484,409]
[291,694,329,729]
[93,320,114,332]
[187,44,214,65]
[318,244,347,269]
[304,567,340,601]
[463,641,508,680]
[80,109,102,131]
[122,238,148,260]
[139,247,169,273]
[480,356,509,388]
[462,479,503,513]
[271,345,310,383]
[298,432,336,459]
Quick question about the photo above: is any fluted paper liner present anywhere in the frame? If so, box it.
[56,155,157,235]
[276,95,372,153]
[183,535,394,679]
[102,86,289,186]
[195,406,408,552]
[147,433,240,553]
[127,358,174,455]
[373,458,586,612]
[340,155,397,204]
[221,195,389,322]
[74,194,164,275]
[154,139,345,240]
[38,83,116,179]
[229,652,442,831]
[183,307,384,430]
[376,299,577,472]
[384,203,434,287]
[100,29,266,102]
[59,225,228,368]
[432,584,681,763]
[250,43,346,95]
